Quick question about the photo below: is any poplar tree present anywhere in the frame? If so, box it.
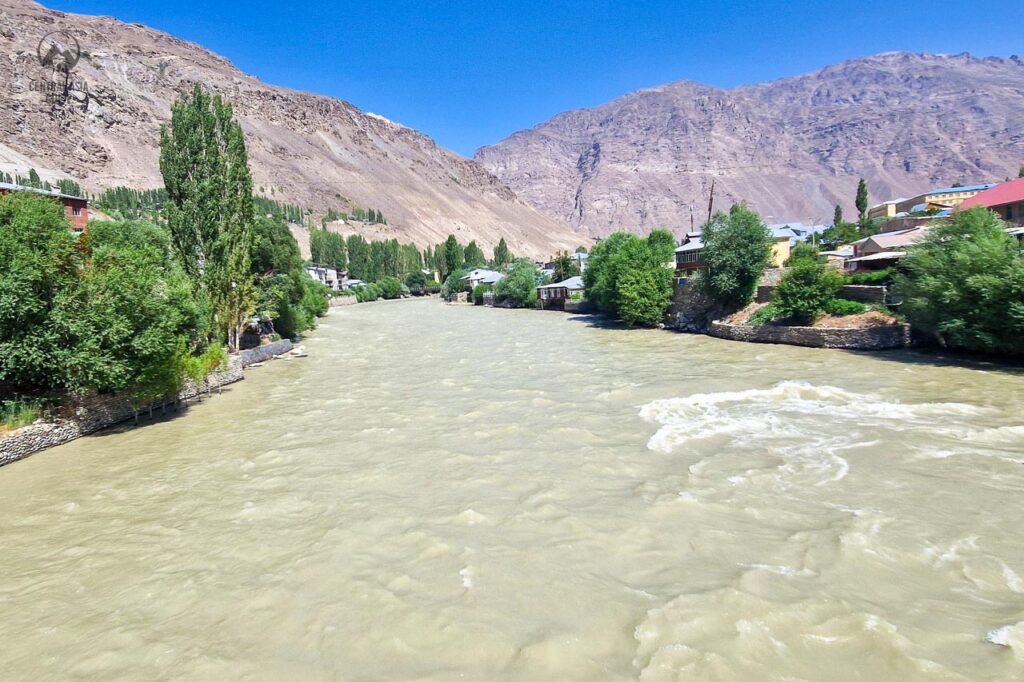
[493,237,511,266]
[855,178,869,220]
[160,84,257,352]
[442,234,463,281]
[833,204,843,227]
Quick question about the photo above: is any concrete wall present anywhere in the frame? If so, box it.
[708,320,911,350]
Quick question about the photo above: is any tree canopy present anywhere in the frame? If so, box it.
[697,204,773,306]
[896,208,1024,354]
[582,230,674,326]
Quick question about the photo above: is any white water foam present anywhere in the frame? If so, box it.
[639,381,1013,482]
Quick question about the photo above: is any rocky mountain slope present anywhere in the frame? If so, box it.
[476,52,1024,237]
[0,0,582,258]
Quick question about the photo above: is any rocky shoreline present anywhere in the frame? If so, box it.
[0,339,295,469]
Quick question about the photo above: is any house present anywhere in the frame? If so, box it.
[570,251,589,272]
[536,276,584,309]
[304,266,346,290]
[819,246,854,268]
[0,181,89,233]
[844,227,929,273]
[462,268,505,289]
[674,235,705,279]
[959,178,1024,226]
[868,183,997,220]
[768,222,830,244]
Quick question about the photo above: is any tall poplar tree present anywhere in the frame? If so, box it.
[833,204,843,227]
[493,237,511,267]
[855,178,869,220]
[160,84,257,352]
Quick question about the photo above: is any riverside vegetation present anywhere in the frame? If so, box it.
[0,85,331,430]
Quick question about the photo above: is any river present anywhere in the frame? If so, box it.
[1,298,1023,680]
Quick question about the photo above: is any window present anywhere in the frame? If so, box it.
[72,206,82,216]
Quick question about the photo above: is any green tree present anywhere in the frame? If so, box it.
[646,229,677,263]
[551,251,580,281]
[575,245,588,254]
[27,168,40,188]
[346,235,370,280]
[698,204,773,306]
[405,270,428,293]
[68,220,209,401]
[617,268,673,326]
[441,234,463,282]
[0,191,83,395]
[495,259,540,306]
[855,178,869,221]
[493,237,512,267]
[582,231,673,325]
[160,84,257,351]
[440,267,469,298]
[376,276,403,299]
[896,207,1024,354]
[463,240,486,268]
[772,258,843,324]
[1018,165,1024,179]
[785,242,821,266]
[833,204,843,227]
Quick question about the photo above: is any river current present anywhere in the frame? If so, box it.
[1,299,1023,680]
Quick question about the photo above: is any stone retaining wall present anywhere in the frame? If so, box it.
[0,340,292,468]
[838,285,888,303]
[708,320,911,350]
[329,295,358,307]
[238,339,293,365]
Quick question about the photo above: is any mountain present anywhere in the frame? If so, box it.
[0,0,582,258]
[475,52,1024,237]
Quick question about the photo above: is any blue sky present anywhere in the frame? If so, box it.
[50,0,1024,157]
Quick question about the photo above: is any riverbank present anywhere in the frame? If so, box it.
[0,338,295,468]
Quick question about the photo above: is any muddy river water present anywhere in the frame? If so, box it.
[1,299,1023,680]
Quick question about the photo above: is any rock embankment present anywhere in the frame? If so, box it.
[0,339,294,468]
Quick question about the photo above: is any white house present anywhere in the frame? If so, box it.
[462,268,505,289]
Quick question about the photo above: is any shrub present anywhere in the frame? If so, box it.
[824,298,866,316]
[405,271,427,293]
[698,204,774,306]
[785,242,822,266]
[746,304,779,326]
[495,259,540,306]
[773,259,843,324]
[376,276,403,300]
[440,268,469,298]
[472,283,491,304]
[895,207,1024,354]
[844,268,893,285]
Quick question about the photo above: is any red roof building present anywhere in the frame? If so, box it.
[0,182,90,233]
[959,178,1024,226]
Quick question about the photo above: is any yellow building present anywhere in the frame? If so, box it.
[868,183,996,220]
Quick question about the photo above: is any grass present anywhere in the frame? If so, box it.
[1,400,41,430]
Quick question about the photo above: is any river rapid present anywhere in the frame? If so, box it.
[1,298,1023,680]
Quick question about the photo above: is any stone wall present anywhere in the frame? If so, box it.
[838,285,888,303]
[238,339,293,365]
[666,283,733,332]
[708,320,911,350]
[329,295,358,307]
[0,340,290,468]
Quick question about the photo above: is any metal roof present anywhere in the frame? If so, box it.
[537,276,584,290]
[846,251,907,263]
[960,178,1024,210]
[675,238,704,253]
[0,181,87,203]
